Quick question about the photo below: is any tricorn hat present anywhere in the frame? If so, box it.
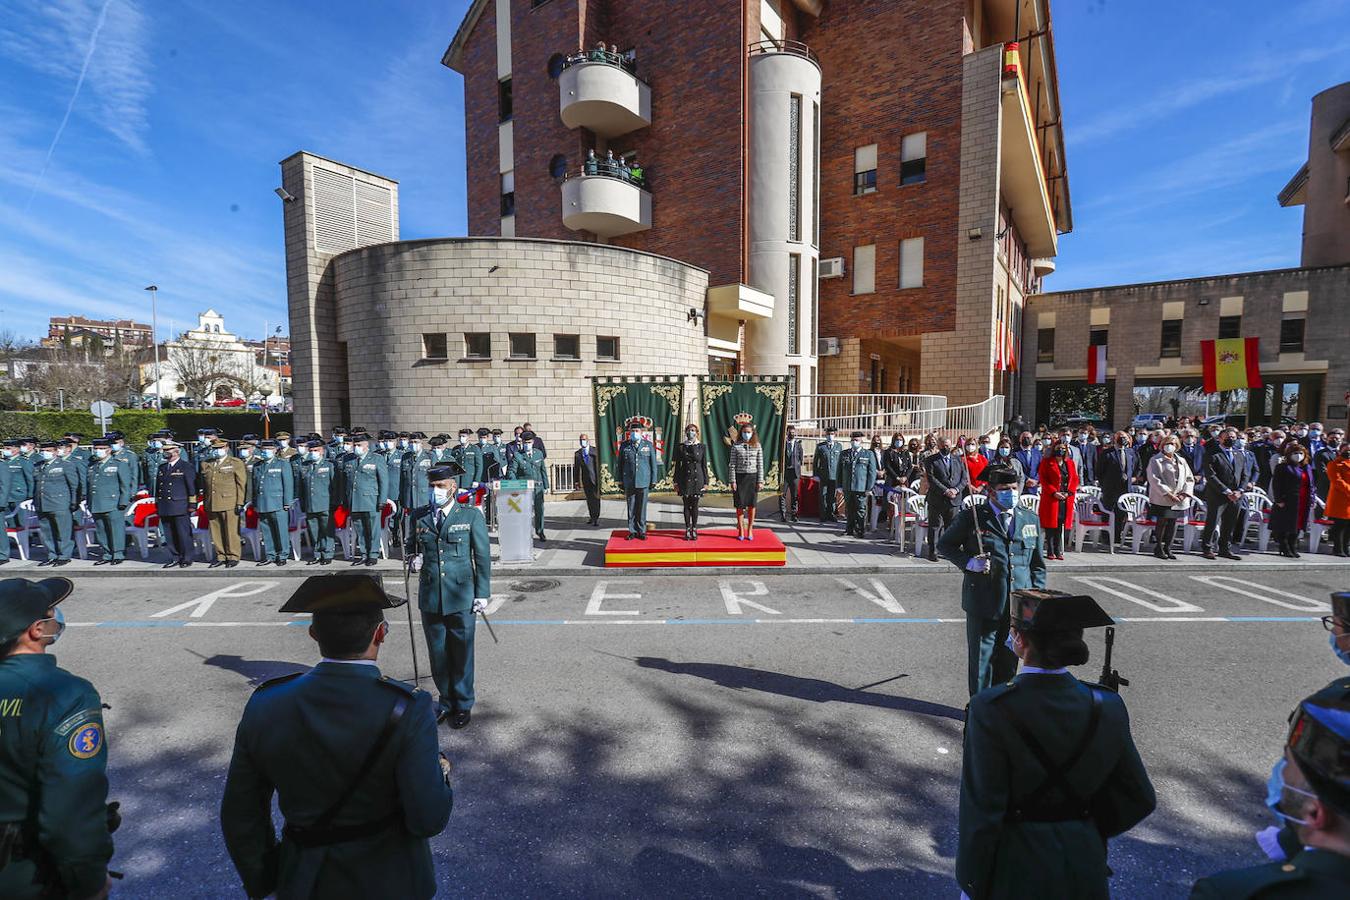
[279,573,404,614]
[428,462,465,481]
[1286,695,1350,816]
[1012,589,1114,632]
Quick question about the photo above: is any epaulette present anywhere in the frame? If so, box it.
[376,675,418,696]
[254,671,304,692]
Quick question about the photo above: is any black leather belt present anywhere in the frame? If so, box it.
[282,811,400,849]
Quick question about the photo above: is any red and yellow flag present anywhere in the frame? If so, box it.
[1201,338,1262,393]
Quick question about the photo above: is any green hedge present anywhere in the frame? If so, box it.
[0,411,293,448]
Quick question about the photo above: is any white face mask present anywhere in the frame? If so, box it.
[356,445,369,455]
[580,440,589,448]
[1163,445,1176,455]
[262,449,276,460]
[686,431,697,441]
[239,449,252,459]
[93,449,108,459]
[459,435,468,445]
[851,440,861,449]
[40,451,55,462]
[309,451,323,461]
[431,486,452,507]
[412,443,422,453]
[1291,453,1305,463]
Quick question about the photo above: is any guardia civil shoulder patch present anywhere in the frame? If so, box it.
[68,722,103,759]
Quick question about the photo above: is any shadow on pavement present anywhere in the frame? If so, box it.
[195,651,310,687]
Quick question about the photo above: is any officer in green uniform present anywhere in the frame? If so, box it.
[400,433,433,533]
[86,439,132,566]
[3,439,33,522]
[251,439,294,566]
[342,432,387,566]
[325,426,348,462]
[413,463,491,729]
[221,573,453,900]
[957,589,1156,900]
[477,428,502,481]
[34,442,81,567]
[507,429,549,541]
[299,440,339,565]
[62,434,89,469]
[140,430,171,497]
[276,431,302,485]
[1192,692,1350,898]
[451,429,483,487]
[813,427,843,523]
[377,431,403,531]
[426,435,448,464]
[937,468,1048,696]
[104,432,139,490]
[0,577,115,900]
[190,427,219,476]
[838,430,879,538]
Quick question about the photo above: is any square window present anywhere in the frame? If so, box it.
[1160,319,1182,358]
[1218,315,1241,339]
[508,333,536,359]
[901,132,927,185]
[554,334,580,359]
[422,333,448,361]
[1089,328,1108,347]
[498,78,512,122]
[1037,328,1055,363]
[463,333,490,359]
[596,336,620,361]
[853,170,877,195]
[1280,317,1305,353]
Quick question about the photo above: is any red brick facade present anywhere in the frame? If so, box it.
[461,7,498,238]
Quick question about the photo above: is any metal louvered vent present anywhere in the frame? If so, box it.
[312,166,393,254]
[355,180,393,245]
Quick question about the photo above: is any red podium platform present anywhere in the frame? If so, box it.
[604,528,787,568]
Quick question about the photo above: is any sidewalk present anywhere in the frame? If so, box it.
[14,496,1350,577]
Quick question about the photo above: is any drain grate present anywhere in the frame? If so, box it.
[508,579,560,593]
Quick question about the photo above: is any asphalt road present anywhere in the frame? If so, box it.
[46,566,1350,898]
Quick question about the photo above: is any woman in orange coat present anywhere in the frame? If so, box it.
[1036,442,1080,560]
[1325,442,1350,556]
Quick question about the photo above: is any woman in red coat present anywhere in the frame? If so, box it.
[1036,443,1080,559]
[964,443,989,489]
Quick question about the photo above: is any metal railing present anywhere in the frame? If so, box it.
[564,163,649,190]
[789,394,1005,443]
[747,39,819,65]
[548,462,576,495]
[560,47,640,77]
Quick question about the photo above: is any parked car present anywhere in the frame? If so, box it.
[1131,413,1168,431]
[213,397,246,408]
[1200,413,1247,429]
[1056,414,1109,431]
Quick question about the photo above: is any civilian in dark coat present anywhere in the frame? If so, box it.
[923,440,970,561]
[572,435,601,526]
[1200,428,1245,558]
[1012,438,1043,496]
[781,426,804,521]
[672,425,709,539]
[155,441,198,567]
[1097,432,1139,543]
[1270,444,1315,558]
[882,437,916,487]
[1251,434,1281,491]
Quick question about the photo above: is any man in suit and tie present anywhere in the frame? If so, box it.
[1012,433,1043,496]
[155,440,198,568]
[573,434,601,526]
[1097,431,1139,545]
[1201,427,1246,560]
[781,425,804,522]
[923,437,970,561]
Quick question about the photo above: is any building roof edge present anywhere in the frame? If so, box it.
[327,235,712,276]
[1037,262,1350,298]
[442,0,490,72]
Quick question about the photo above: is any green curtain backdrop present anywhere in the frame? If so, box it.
[591,377,685,495]
[698,376,789,493]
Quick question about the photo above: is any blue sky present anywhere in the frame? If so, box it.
[0,0,1346,344]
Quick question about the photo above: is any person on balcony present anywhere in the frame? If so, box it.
[589,41,607,62]
[603,149,618,177]
[584,149,598,176]
[628,159,644,187]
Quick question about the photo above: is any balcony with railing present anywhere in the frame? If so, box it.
[558,48,651,138]
[560,165,651,238]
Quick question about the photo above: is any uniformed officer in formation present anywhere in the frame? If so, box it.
[426,434,448,464]
[413,463,491,729]
[155,439,197,568]
[251,439,294,566]
[220,573,453,900]
[616,419,659,541]
[63,433,89,468]
[140,430,171,496]
[452,428,482,487]
[34,440,81,567]
[106,432,138,485]
[507,429,549,542]
[201,437,249,569]
[275,431,302,484]
[342,432,387,566]
[3,439,34,523]
[957,589,1156,899]
[190,427,219,475]
[377,431,403,536]
[838,430,878,538]
[325,426,348,462]
[0,576,116,900]
[477,428,502,481]
[87,438,132,566]
[813,426,842,523]
[938,467,1047,696]
[299,439,339,565]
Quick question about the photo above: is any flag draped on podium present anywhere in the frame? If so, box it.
[1201,338,1263,393]
[1087,344,1107,384]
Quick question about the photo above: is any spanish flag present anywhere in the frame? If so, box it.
[1201,338,1262,393]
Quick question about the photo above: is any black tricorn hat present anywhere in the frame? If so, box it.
[279,573,404,614]
[1012,589,1114,632]
[1332,591,1350,622]
[428,462,465,481]
[983,467,1020,487]
[1286,695,1350,816]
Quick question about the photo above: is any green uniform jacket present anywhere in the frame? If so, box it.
[1190,848,1350,898]
[957,673,1156,900]
[0,654,113,900]
[451,444,483,485]
[110,449,139,489]
[615,440,656,491]
[34,458,82,515]
[250,457,295,514]
[508,447,550,490]
[837,446,879,492]
[86,455,134,515]
[220,663,452,900]
[4,454,34,507]
[140,449,165,496]
[813,441,842,482]
[342,452,387,514]
[400,451,433,511]
[414,502,491,615]
[298,458,340,514]
[937,504,1047,620]
[379,450,403,509]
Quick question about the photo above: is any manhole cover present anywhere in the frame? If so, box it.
[509,579,560,593]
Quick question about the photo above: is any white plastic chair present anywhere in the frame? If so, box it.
[906,494,929,557]
[192,503,216,562]
[125,497,159,560]
[241,502,262,560]
[1017,494,1040,514]
[961,493,988,509]
[1076,485,1102,502]
[1309,498,1333,554]
[1116,494,1156,554]
[1239,491,1272,551]
[1073,497,1114,554]
[1182,498,1207,553]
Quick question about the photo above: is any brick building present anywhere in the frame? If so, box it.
[43,315,153,351]
[442,0,1070,410]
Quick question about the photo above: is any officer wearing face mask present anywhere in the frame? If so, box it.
[251,440,295,567]
[34,442,81,568]
[298,440,339,566]
[574,434,603,527]
[507,430,550,542]
[3,439,35,529]
[201,438,249,569]
[104,432,138,490]
[451,429,482,489]
[812,426,843,524]
[340,433,386,567]
[86,439,132,567]
[839,431,878,539]
[140,430,171,497]
[400,433,434,534]
[326,426,348,462]
[0,577,116,900]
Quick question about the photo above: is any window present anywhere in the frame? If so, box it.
[852,244,876,294]
[870,358,880,393]
[901,132,927,185]
[787,254,800,355]
[500,170,515,217]
[1160,319,1182,358]
[1280,317,1305,353]
[1218,315,1241,339]
[854,144,878,195]
[1037,328,1055,363]
[899,237,924,288]
[789,94,801,241]
[508,333,536,359]
[811,256,819,350]
[463,332,490,359]
[422,333,448,361]
[596,336,620,361]
[498,78,512,122]
[549,154,568,180]
[1089,328,1108,347]
[813,102,820,247]
[553,334,580,360]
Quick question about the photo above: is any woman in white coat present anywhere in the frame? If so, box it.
[1145,434,1196,560]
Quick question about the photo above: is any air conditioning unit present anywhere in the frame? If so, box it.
[819,257,845,279]
[818,337,841,356]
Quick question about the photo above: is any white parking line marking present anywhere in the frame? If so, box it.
[150,581,278,619]
[835,577,905,613]
[718,579,781,616]
[1188,576,1330,612]
[1070,576,1204,613]
[585,580,642,616]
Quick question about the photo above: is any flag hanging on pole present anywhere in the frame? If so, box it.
[1006,323,1018,372]
[1201,338,1263,393]
[1087,344,1107,385]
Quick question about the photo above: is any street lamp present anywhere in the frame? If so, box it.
[144,285,161,411]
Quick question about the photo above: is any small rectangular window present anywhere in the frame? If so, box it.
[899,237,924,288]
[852,244,876,295]
[1160,319,1183,358]
[870,358,880,393]
[1037,328,1055,363]
[1280,317,1305,353]
[1089,328,1108,347]
[901,132,927,185]
[811,256,819,349]
[463,333,490,359]
[788,253,800,355]
[1218,315,1241,339]
[500,191,515,218]
[553,334,580,360]
[596,336,620,361]
[854,144,878,195]
[508,333,536,359]
[422,333,448,360]
[789,94,801,242]
[498,78,512,122]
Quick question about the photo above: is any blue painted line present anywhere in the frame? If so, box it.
[494,619,569,625]
[1225,616,1320,622]
[97,620,185,628]
[664,618,757,625]
[853,617,943,624]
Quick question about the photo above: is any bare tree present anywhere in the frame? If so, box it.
[168,343,245,402]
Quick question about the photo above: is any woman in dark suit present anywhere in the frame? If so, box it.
[672,423,709,541]
[1270,442,1315,557]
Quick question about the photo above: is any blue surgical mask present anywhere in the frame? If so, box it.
[149,441,162,450]
[1265,757,1316,825]
[995,489,1017,508]
[39,607,65,645]
[262,449,276,460]
[1331,632,1350,666]
[40,451,54,462]
[431,487,452,507]
[93,449,108,460]
[998,446,1011,457]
